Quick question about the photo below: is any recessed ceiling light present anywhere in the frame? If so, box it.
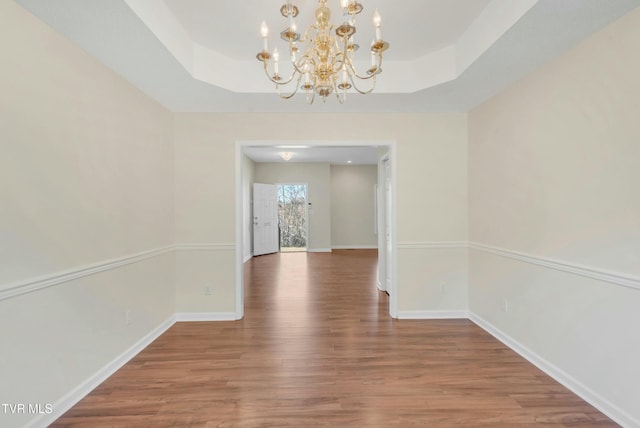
[347,160,353,164]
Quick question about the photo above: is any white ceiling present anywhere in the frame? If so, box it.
[14,0,640,114]
[162,0,492,62]
[15,0,640,164]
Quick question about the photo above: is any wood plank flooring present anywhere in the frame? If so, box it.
[52,250,616,427]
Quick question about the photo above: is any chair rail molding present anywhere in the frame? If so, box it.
[1,243,237,301]
[0,246,174,301]
[6,241,636,301]
[470,242,640,291]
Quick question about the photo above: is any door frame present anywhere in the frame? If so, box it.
[235,140,398,319]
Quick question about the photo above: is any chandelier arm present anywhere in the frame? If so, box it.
[338,36,381,81]
[334,38,350,69]
[333,51,347,74]
[329,39,377,95]
[290,54,316,76]
[262,60,300,86]
[288,31,318,75]
[343,54,380,81]
[348,71,378,95]
[297,25,317,44]
[275,73,304,100]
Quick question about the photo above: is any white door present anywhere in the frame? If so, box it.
[253,183,279,256]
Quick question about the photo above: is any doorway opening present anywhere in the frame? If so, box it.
[277,184,308,252]
[236,140,397,320]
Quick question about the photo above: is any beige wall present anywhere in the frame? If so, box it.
[468,7,640,425]
[254,162,332,251]
[251,163,380,251]
[173,112,469,316]
[1,2,175,427]
[331,165,378,249]
[173,112,468,242]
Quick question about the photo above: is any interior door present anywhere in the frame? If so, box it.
[253,183,279,256]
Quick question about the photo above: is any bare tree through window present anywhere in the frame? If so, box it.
[277,184,307,250]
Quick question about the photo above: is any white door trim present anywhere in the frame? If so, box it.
[379,152,398,319]
[235,140,398,319]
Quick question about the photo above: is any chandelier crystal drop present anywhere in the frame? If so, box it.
[256,0,389,104]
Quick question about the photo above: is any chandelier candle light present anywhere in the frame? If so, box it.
[256,0,390,104]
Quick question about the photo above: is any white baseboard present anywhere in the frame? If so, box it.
[29,311,241,427]
[175,312,237,322]
[307,248,332,253]
[469,312,639,428]
[28,315,176,428]
[397,310,469,319]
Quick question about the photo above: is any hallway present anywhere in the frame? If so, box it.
[52,250,613,426]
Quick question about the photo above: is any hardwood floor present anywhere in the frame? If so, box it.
[52,250,616,427]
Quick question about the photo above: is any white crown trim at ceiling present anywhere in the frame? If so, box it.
[122,0,538,94]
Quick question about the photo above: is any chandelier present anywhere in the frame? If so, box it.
[256,0,389,104]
